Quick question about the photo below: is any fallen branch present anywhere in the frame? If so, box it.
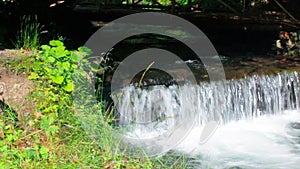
[217,0,241,15]
[273,0,299,23]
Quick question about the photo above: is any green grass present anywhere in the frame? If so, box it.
[0,45,191,169]
[15,15,41,51]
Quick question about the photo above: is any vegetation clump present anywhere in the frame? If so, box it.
[0,39,191,168]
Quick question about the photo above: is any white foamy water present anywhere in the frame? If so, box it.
[177,110,300,169]
[113,71,300,166]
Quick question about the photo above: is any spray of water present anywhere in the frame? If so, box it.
[113,71,300,168]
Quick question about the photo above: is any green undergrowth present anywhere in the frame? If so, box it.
[15,15,41,50]
[0,40,190,168]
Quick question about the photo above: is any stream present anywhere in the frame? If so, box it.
[112,71,300,169]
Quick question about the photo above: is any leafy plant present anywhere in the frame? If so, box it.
[0,39,190,168]
[26,40,92,147]
[28,40,84,92]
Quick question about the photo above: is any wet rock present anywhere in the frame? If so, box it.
[289,122,300,129]
[227,166,243,169]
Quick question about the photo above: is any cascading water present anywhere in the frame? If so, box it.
[112,71,300,168]
[198,71,300,124]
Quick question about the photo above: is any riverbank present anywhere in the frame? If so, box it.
[1,45,300,168]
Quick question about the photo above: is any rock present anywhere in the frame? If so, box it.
[289,122,300,129]
[228,166,243,169]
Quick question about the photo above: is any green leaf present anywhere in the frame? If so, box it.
[63,81,74,92]
[62,62,70,71]
[71,64,78,69]
[39,146,49,160]
[51,68,59,75]
[47,125,59,136]
[40,113,56,129]
[50,75,64,84]
[41,45,50,51]
[57,67,65,75]
[28,72,39,80]
[40,117,49,129]
[46,56,55,63]
[48,113,57,124]
[44,67,51,73]
[70,52,80,62]
[5,134,14,142]
[90,65,100,72]
[26,149,37,160]
[78,46,92,55]
[32,63,41,71]
[49,40,64,47]
[54,46,67,58]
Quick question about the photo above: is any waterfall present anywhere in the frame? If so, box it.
[111,71,300,167]
[200,71,300,124]
[111,72,300,160]
[112,71,300,128]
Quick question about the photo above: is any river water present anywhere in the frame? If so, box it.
[177,110,300,169]
[113,71,300,168]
